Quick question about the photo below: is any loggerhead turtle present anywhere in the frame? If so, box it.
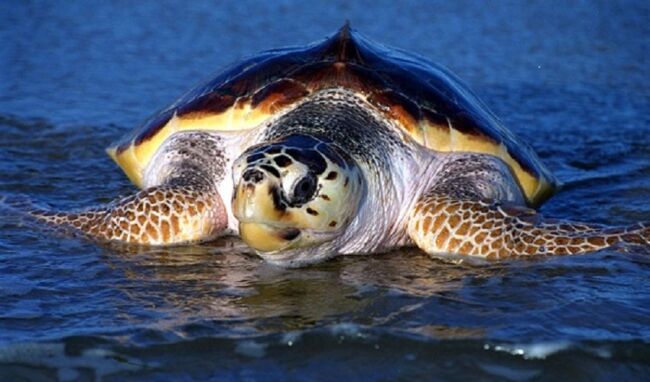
[30,24,648,266]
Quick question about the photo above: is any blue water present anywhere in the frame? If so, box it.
[1,1,649,381]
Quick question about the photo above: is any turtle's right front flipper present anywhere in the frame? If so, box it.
[26,183,227,245]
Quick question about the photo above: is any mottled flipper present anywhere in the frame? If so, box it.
[21,131,233,245]
[28,183,227,245]
[408,154,649,258]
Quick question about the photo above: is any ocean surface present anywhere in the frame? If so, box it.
[1,1,649,381]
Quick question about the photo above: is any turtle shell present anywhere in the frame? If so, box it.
[107,23,558,207]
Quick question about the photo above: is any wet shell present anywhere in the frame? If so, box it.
[107,23,558,206]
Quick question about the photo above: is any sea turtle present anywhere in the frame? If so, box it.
[30,24,648,266]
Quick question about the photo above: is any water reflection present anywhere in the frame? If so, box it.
[101,239,504,339]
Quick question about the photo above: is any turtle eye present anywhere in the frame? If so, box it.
[290,173,317,206]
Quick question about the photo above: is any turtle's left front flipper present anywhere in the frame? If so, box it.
[407,194,649,259]
[406,153,649,259]
[18,183,228,245]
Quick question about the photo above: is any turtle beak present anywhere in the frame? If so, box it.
[239,222,301,252]
[232,176,283,223]
[232,171,302,252]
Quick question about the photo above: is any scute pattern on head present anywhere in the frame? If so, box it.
[107,23,557,205]
[232,132,364,253]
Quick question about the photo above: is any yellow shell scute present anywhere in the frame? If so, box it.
[413,119,556,207]
[106,144,143,187]
[107,101,274,188]
[421,120,451,152]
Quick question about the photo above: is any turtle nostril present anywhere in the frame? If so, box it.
[279,228,301,241]
[290,173,317,206]
[242,169,265,184]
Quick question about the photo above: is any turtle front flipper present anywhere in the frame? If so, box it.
[26,183,227,245]
[21,130,239,246]
[407,153,649,258]
[408,194,649,258]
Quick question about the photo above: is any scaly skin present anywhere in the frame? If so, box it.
[408,194,650,259]
[30,184,227,245]
[23,130,238,246]
[405,153,650,258]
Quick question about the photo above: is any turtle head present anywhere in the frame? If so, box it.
[232,134,363,256]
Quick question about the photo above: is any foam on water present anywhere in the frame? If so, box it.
[0,342,147,380]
